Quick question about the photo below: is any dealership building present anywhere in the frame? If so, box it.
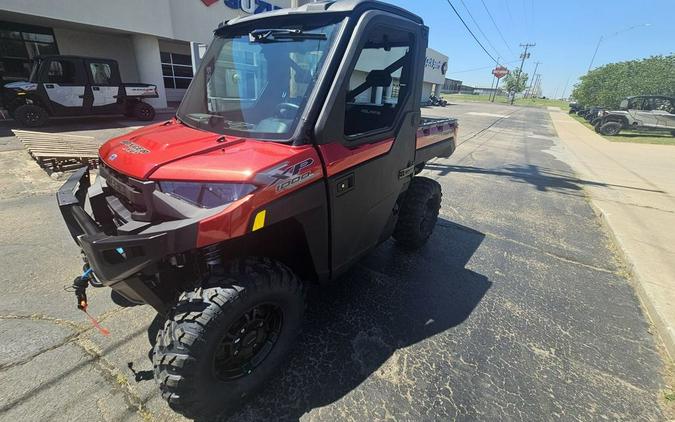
[0,0,447,108]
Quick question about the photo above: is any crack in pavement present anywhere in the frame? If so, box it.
[0,308,126,371]
[0,308,154,421]
[437,221,619,275]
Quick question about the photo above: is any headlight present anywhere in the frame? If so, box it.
[158,181,256,208]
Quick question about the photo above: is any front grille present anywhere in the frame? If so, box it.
[99,163,157,221]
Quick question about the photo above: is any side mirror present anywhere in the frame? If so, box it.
[619,99,629,110]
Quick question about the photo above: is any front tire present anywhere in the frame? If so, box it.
[393,176,442,250]
[153,258,304,419]
[599,121,622,136]
[14,104,48,127]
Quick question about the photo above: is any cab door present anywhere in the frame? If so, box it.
[650,97,675,129]
[314,12,426,277]
[85,59,123,114]
[39,57,87,116]
[632,97,659,127]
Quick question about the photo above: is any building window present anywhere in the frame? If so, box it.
[0,21,59,82]
[161,52,193,89]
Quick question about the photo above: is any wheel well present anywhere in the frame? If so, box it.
[216,218,318,282]
[603,115,628,127]
[10,95,51,115]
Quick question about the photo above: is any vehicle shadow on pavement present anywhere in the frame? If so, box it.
[425,162,665,194]
[177,218,490,421]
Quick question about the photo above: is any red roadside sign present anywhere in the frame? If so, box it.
[492,66,509,79]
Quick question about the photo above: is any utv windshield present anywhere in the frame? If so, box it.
[176,18,341,140]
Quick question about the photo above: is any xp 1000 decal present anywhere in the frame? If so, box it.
[256,158,316,192]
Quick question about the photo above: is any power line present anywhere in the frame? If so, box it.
[503,0,514,25]
[458,0,503,59]
[447,59,520,74]
[443,0,501,65]
[479,0,514,55]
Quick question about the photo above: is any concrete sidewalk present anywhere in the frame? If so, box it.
[550,111,675,359]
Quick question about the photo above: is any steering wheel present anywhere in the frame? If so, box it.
[276,102,300,118]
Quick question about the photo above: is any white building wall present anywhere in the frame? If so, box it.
[52,28,139,82]
[0,0,292,43]
[132,35,167,108]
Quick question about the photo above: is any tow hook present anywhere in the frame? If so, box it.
[73,268,92,310]
[71,267,110,336]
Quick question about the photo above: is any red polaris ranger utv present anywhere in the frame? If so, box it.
[57,0,457,417]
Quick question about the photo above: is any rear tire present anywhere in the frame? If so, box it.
[14,104,48,127]
[599,121,622,136]
[132,102,155,121]
[393,176,442,250]
[152,258,304,419]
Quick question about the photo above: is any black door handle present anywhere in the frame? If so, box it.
[336,174,355,196]
[78,95,85,98]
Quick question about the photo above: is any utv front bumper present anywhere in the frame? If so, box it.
[57,167,199,310]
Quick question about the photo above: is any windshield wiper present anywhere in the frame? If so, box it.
[249,28,327,43]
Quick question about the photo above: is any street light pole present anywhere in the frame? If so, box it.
[587,23,651,72]
[587,36,604,73]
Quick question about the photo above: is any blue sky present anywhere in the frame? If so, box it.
[383,0,674,98]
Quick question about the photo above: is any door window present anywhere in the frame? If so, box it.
[46,59,82,84]
[343,26,414,138]
[89,62,113,85]
[629,98,647,110]
[650,98,674,113]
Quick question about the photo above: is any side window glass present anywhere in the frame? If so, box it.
[343,26,413,138]
[89,62,113,85]
[652,98,673,113]
[46,59,81,84]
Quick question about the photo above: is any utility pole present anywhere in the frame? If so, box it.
[510,43,535,105]
[534,74,541,97]
[526,61,541,98]
[560,76,570,100]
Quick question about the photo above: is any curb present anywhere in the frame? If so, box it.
[551,111,674,361]
[586,198,674,361]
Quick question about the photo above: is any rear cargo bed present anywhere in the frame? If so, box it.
[415,116,457,164]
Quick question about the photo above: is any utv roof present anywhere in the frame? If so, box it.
[219,0,423,29]
[626,95,675,100]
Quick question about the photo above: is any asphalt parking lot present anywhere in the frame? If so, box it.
[0,102,668,421]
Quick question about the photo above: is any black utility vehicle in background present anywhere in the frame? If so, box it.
[1,55,158,127]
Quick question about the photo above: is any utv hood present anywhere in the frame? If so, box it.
[99,119,316,184]
[99,120,234,179]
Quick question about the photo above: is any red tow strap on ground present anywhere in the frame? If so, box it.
[81,303,110,336]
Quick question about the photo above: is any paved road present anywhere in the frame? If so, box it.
[0,103,667,421]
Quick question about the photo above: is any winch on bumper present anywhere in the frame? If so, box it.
[57,166,203,312]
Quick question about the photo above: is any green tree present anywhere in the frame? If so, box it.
[503,69,529,93]
[572,55,675,108]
